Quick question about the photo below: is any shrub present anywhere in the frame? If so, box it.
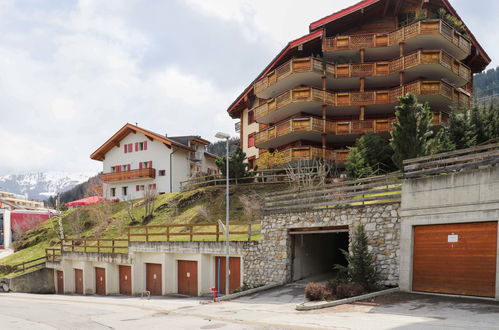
[305,282,331,301]
[334,282,365,299]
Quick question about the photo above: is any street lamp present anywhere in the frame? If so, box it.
[215,131,231,296]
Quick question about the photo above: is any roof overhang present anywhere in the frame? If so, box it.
[309,0,381,31]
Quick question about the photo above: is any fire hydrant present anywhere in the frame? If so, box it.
[210,287,218,301]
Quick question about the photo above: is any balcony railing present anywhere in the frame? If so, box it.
[254,80,470,123]
[323,19,471,58]
[256,146,350,169]
[255,117,398,147]
[102,168,156,183]
[253,50,470,98]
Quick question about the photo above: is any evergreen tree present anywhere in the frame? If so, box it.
[215,147,249,181]
[335,224,379,291]
[390,93,434,169]
[345,133,396,179]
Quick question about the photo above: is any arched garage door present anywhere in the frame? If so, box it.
[412,221,497,297]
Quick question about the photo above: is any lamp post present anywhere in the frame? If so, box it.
[215,131,231,296]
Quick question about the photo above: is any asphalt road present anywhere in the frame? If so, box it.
[1,289,499,330]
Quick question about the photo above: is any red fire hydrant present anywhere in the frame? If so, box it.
[210,287,218,301]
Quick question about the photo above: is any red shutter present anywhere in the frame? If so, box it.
[149,161,152,168]
[124,144,127,153]
[144,141,148,150]
[136,185,139,191]
[152,184,156,190]
[139,162,143,169]
[135,142,138,152]
[116,165,121,172]
[128,143,133,152]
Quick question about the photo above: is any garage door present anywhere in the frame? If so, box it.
[95,267,106,295]
[56,270,64,294]
[119,265,132,295]
[413,221,497,297]
[214,257,241,294]
[178,260,198,296]
[146,263,162,296]
[74,269,83,294]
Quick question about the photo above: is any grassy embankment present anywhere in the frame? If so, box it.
[0,184,282,277]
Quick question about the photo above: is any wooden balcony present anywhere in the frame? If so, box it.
[254,80,470,124]
[256,146,350,169]
[253,50,470,98]
[255,117,398,148]
[323,19,471,61]
[102,168,156,183]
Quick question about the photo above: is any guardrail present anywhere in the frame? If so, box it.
[0,256,48,274]
[128,222,261,242]
[62,238,129,254]
[45,247,62,262]
[264,173,402,212]
[403,143,499,178]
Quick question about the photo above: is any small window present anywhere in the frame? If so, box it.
[248,110,255,125]
[110,188,116,197]
[248,133,255,148]
[122,186,128,196]
[159,170,166,176]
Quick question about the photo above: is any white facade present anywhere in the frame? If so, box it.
[100,130,217,201]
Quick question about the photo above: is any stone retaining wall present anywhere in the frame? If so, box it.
[255,203,401,286]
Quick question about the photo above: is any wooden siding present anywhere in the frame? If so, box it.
[413,222,497,297]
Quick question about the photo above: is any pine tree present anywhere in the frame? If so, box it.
[345,147,373,179]
[390,93,434,169]
[335,224,379,291]
[215,147,249,181]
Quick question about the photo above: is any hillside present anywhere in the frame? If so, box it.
[0,184,281,277]
[45,174,103,208]
[474,66,499,100]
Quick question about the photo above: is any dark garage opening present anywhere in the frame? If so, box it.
[291,227,349,281]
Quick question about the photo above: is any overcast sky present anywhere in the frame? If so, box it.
[0,0,497,176]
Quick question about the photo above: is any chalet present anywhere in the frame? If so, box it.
[90,123,218,200]
[227,0,490,169]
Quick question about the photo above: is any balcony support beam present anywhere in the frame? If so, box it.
[360,49,365,63]
[360,78,365,92]
[359,106,365,121]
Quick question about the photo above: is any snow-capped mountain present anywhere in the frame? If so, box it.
[0,172,96,201]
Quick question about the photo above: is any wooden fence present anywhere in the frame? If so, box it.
[61,238,129,254]
[403,143,499,179]
[128,222,261,243]
[45,247,62,262]
[2,256,48,274]
[264,173,402,212]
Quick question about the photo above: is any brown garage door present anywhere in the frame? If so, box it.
[413,221,497,297]
[56,270,64,294]
[95,267,106,295]
[214,257,241,294]
[119,265,132,295]
[146,263,162,295]
[178,260,198,296]
[74,269,83,294]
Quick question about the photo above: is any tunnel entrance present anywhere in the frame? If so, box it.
[290,226,349,282]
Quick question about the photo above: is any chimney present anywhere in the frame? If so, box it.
[165,133,168,137]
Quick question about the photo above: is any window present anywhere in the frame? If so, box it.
[159,170,166,176]
[136,185,145,191]
[122,164,130,171]
[248,133,255,148]
[122,186,128,196]
[248,110,255,125]
[148,183,157,190]
[139,161,153,169]
[110,188,116,197]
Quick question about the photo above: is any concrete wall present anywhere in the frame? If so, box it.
[399,166,499,300]
[6,268,55,293]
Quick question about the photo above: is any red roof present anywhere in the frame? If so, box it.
[309,0,380,31]
[65,196,103,207]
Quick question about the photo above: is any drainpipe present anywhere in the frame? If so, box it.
[170,148,178,193]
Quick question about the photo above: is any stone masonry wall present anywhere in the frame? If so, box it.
[252,203,401,286]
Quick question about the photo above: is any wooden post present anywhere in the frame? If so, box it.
[248,222,252,241]
[112,240,115,253]
[84,240,87,253]
[127,227,131,243]
[360,77,365,92]
[166,226,170,242]
[360,106,365,121]
[322,71,327,159]
[360,49,365,63]
[145,227,149,242]
[216,223,220,242]
[97,240,100,254]
[399,42,405,57]
[189,225,193,242]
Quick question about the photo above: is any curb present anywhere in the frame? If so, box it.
[295,287,399,311]
[215,283,283,302]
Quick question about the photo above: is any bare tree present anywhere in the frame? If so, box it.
[56,195,65,240]
[142,185,158,224]
[194,205,211,222]
[285,159,336,189]
[238,193,262,221]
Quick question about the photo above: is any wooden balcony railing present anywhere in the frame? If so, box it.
[323,19,471,58]
[254,80,469,122]
[255,117,398,147]
[256,146,350,169]
[254,50,470,97]
[62,238,129,254]
[102,168,155,183]
[254,58,334,96]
